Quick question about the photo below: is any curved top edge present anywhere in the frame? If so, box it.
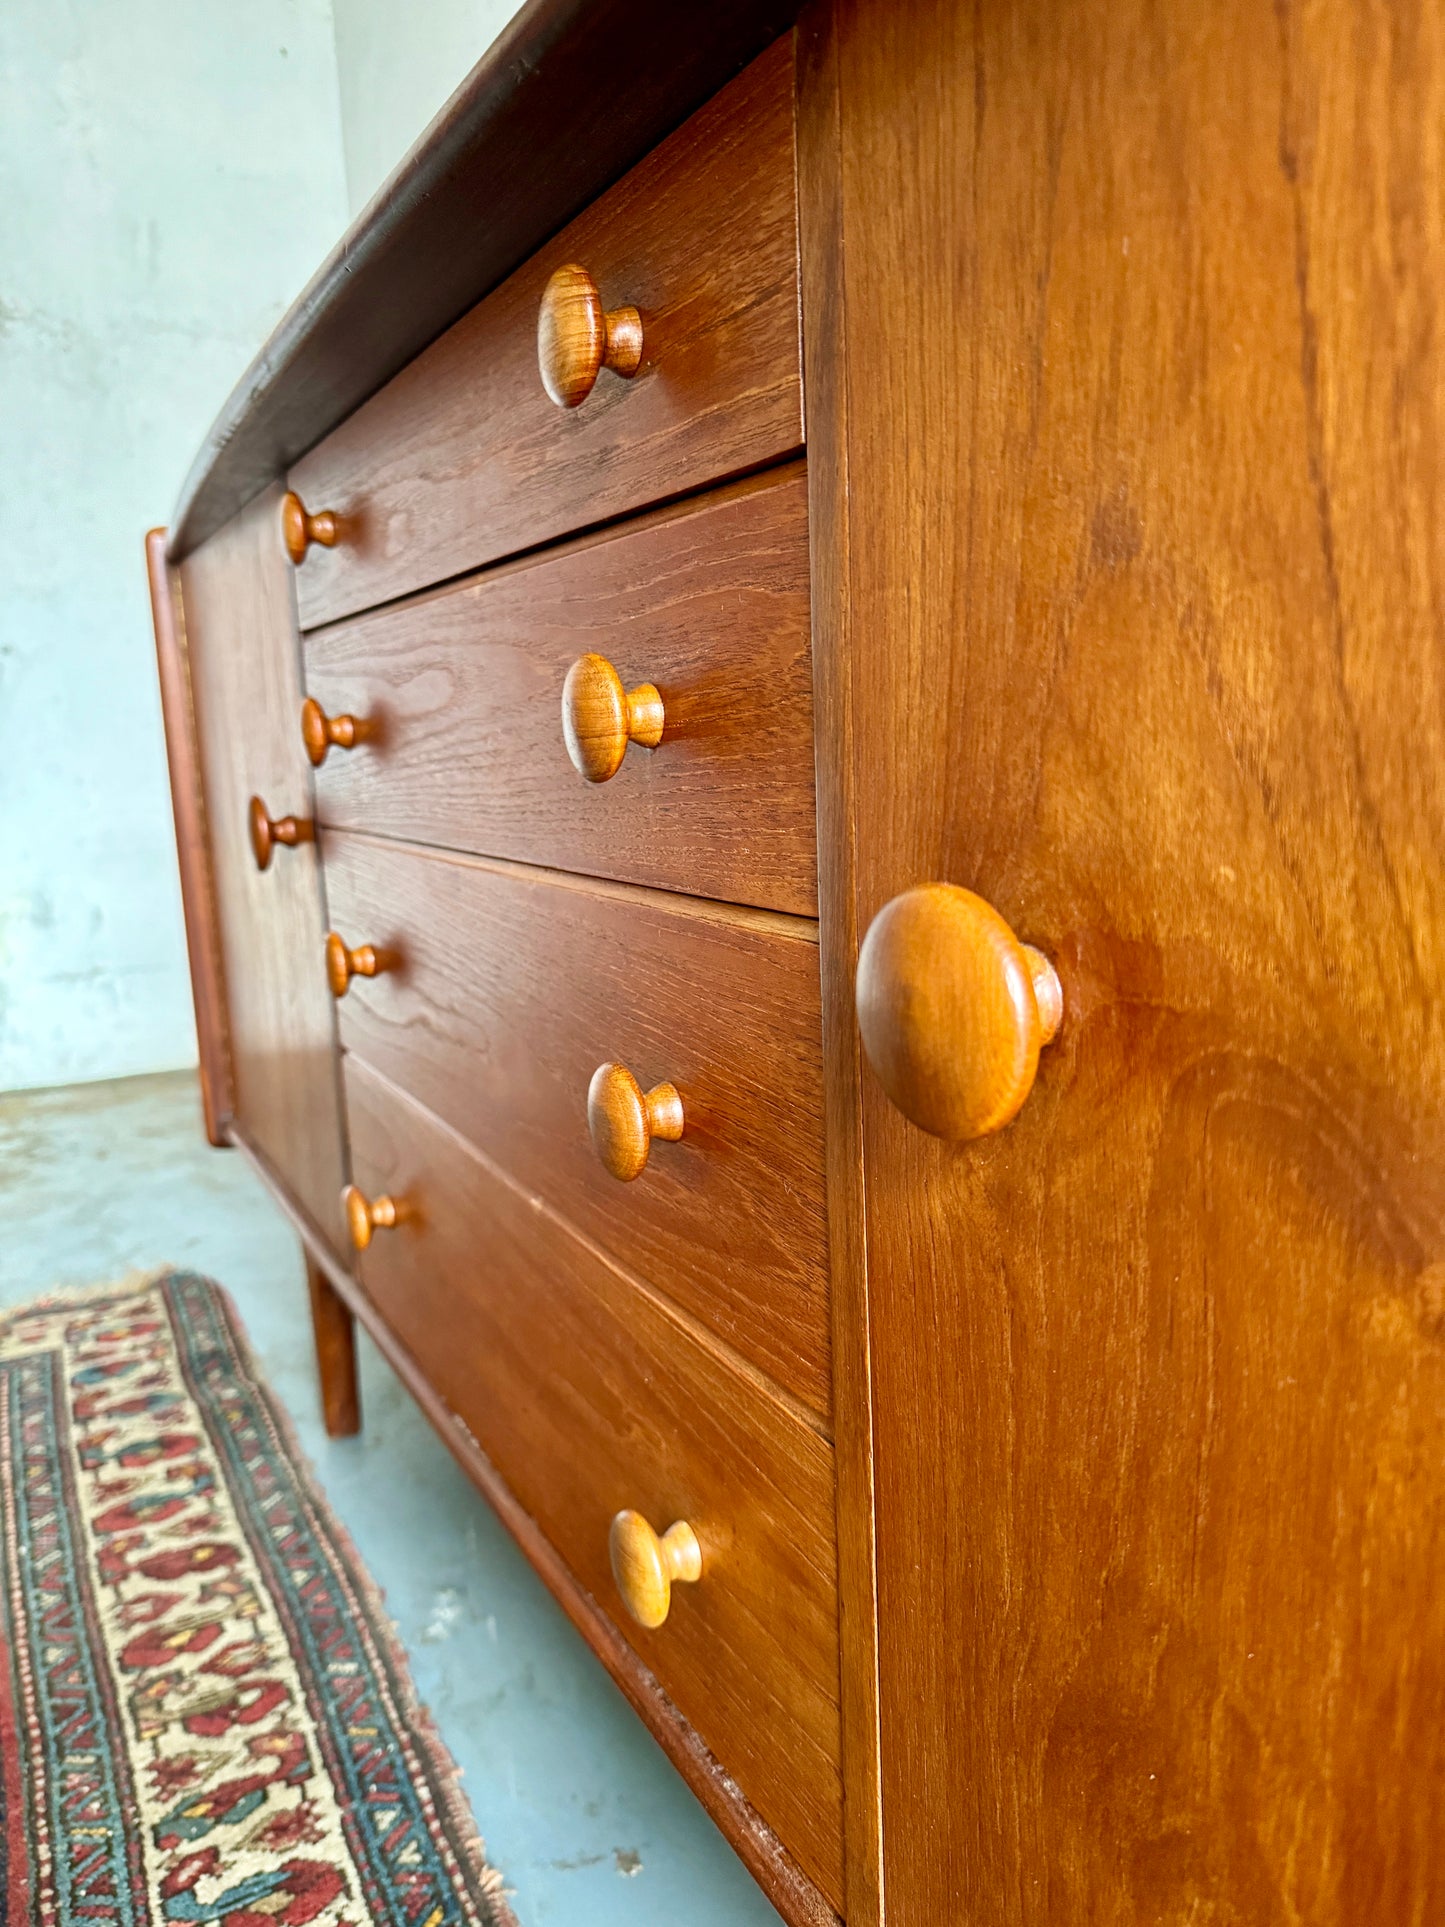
[168,0,800,561]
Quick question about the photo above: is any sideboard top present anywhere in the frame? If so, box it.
[167,0,800,561]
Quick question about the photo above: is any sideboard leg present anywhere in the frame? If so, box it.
[305,1252,361,1437]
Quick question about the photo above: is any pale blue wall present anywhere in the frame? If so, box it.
[330,0,524,217]
[0,1,348,1091]
[0,1,528,1093]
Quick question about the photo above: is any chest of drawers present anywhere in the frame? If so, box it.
[149,3,1445,1921]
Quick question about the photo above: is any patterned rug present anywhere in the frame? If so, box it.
[0,1268,514,1926]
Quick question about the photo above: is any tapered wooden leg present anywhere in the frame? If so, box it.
[305,1252,361,1437]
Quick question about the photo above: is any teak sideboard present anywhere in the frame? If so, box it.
[147,2,1445,1920]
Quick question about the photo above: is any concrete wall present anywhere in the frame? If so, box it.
[0,1,349,1091]
[0,1,525,1093]
[331,0,525,216]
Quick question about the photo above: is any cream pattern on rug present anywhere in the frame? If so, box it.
[0,1268,515,1926]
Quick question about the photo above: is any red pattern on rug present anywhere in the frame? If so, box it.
[0,1269,515,1927]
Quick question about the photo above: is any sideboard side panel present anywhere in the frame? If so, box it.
[816,0,1445,1918]
[147,526,234,1145]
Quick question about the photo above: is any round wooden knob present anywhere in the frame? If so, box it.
[537,263,644,409]
[325,931,385,999]
[342,1184,401,1252]
[587,1063,684,1181]
[562,654,664,782]
[856,883,1062,1140]
[280,491,339,565]
[301,696,368,767]
[248,796,313,872]
[609,1510,701,1629]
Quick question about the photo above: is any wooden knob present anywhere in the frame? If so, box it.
[609,1510,701,1629]
[280,491,339,565]
[587,1063,683,1182]
[856,883,1062,1140]
[562,654,664,782]
[342,1184,402,1252]
[537,263,643,409]
[325,931,385,999]
[301,696,368,767]
[248,795,313,872]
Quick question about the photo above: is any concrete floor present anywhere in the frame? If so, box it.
[0,1069,785,1927]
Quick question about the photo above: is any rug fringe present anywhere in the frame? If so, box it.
[0,1262,177,1328]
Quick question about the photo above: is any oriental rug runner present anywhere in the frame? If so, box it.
[0,1268,514,1927]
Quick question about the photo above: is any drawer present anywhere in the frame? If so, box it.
[323,832,830,1416]
[287,37,801,630]
[304,469,816,917]
[343,1054,844,1911]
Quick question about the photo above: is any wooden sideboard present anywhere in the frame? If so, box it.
[148,2,1445,1920]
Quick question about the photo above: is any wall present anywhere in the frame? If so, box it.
[0,0,524,1093]
[0,0,349,1091]
[331,0,525,216]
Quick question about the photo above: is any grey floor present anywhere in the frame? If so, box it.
[0,1069,784,1927]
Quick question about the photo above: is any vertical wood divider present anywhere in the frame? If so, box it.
[796,11,884,1923]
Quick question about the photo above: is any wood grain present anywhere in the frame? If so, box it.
[304,1251,360,1437]
[178,487,348,1250]
[167,2,803,560]
[324,831,830,1416]
[812,0,1445,1917]
[344,1052,844,1910]
[303,467,816,915]
[146,528,233,1147]
[226,1114,840,1927]
[288,37,802,629]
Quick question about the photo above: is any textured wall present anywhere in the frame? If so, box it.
[331,0,524,216]
[0,1,348,1091]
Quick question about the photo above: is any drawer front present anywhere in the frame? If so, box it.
[323,832,829,1416]
[343,1055,844,1909]
[178,486,347,1247]
[304,470,816,917]
[288,37,800,630]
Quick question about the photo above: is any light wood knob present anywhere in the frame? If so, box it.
[280,490,339,565]
[342,1184,402,1252]
[325,931,386,999]
[301,696,369,767]
[856,883,1062,1140]
[587,1063,683,1182]
[248,795,313,872]
[609,1510,701,1629]
[537,263,643,409]
[562,654,664,782]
